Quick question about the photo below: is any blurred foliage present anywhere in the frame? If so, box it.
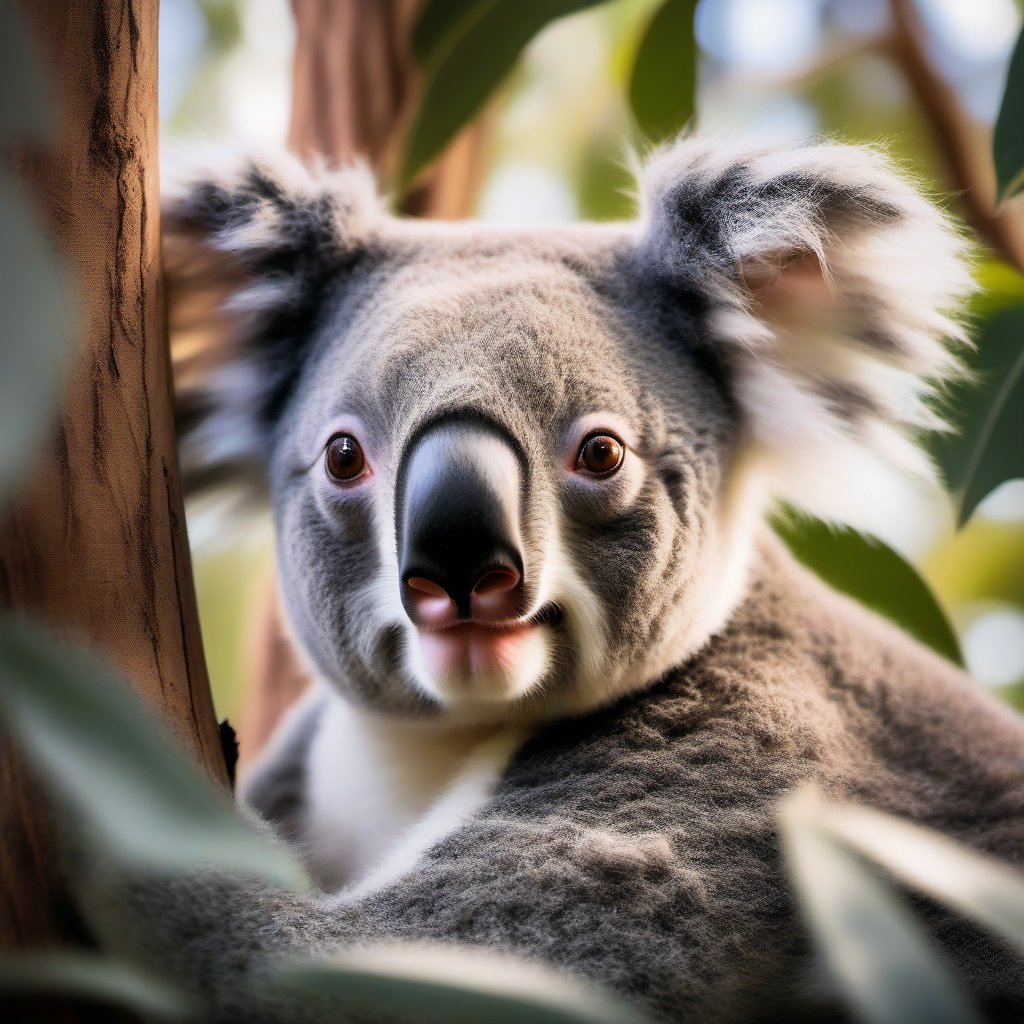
[0,1,71,502]
[781,788,1024,1024]
[773,516,962,664]
[628,0,698,141]
[201,0,242,51]
[0,622,645,1022]
[811,796,1024,959]
[402,1,609,187]
[969,258,1024,319]
[781,791,982,1024]
[411,0,491,65]
[0,176,72,502]
[924,518,1024,606]
[938,305,1024,525]
[995,24,1024,198]
[0,621,306,887]
[0,0,53,143]
[0,954,195,1021]
[262,956,644,1024]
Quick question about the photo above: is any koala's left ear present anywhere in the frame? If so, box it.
[163,149,381,498]
[638,138,973,529]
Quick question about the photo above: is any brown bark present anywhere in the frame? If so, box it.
[238,0,491,768]
[0,0,225,996]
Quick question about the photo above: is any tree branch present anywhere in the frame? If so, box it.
[889,0,1024,273]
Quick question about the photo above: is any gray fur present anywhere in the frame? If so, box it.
[241,688,327,842]
[82,540,1024,1022]
[112,138,1024,1021]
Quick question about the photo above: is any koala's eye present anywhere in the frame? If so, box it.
[576,433,624,477]
[324,434,366,483]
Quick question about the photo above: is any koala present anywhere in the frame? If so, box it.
[102,137,1024,1023]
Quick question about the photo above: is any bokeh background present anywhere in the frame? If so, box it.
[158,0,1024,722]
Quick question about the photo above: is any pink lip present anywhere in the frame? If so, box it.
[418,620,538,677]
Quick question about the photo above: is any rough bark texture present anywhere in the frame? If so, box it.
[238,0,490,767]
[0,0,226,989]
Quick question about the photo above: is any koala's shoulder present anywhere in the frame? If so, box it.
[497,532,1024,859]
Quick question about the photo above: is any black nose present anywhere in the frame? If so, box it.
[398,422,527,625]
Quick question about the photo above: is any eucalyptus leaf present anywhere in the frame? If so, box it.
[0,171,72,501]
[938,304,1024,526]
[265,947,644,1024]
[401,0,609,187]
[628,0,698,144]
[411,0,493,68]
[0,619,307,888]
[994,25,1024,200]
[773,516,962,664]
[0,952,196,1021]
[814,801,1024,958]
[780,789,983,1024]
[0,0,55,143]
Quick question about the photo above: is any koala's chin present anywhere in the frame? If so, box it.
[406,619,553,708]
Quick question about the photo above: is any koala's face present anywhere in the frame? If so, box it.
[171,140,967,720]
[268,235,742,717]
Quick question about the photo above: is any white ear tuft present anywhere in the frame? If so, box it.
[163,148,383,501]
[639,136,974,531]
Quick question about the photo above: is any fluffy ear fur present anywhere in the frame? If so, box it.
[164,150,381,496]
[638,137,973,530]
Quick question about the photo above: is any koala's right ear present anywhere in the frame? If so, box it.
[163,150,381,498]
[636,137,972,532]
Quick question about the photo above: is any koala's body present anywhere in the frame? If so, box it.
[98,138,1024,1022]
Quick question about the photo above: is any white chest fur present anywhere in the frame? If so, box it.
[304,694,526,895]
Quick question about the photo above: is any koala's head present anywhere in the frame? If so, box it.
[169,138,969,721]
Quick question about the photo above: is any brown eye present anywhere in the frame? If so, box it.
[576,433,624,476]
[325,434,366,482]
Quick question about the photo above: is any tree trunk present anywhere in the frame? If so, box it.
[287,0,491,217]
[237,0,491,768]
[0,1,226,1008]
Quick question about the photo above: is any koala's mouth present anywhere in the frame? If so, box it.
[415,603,563,682]
[416,602,564,635]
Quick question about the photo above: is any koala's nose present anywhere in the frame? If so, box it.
[405,565,522,627]
[398,422,527,628]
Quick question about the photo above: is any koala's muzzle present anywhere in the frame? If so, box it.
[398,422,527,629]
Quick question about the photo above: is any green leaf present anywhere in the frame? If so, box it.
[400,0,609,188]
[411,0,493,68]
[773,516,963,664]
[628,0,698,144]
[938,304,1024,526]
[968,259,1024,322]
[0,952,196,1021]
[0,618,307,888]
[812,801,1024,959]
[780,789,984,1024]
[0,171,73,501]
[0,0,55,144]
[994,26,1024,200]
[265,947,645,1024]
